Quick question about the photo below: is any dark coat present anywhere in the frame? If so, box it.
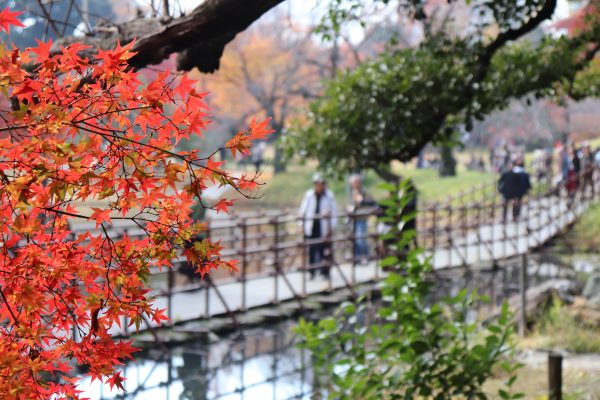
[498,169,531,200]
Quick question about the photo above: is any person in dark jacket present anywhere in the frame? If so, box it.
[572,143,581,174]
[498,160,531,221]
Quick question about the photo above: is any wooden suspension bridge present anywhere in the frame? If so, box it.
[76,169,598,336]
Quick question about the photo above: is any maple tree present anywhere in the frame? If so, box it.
[192,15,324,172]
[0,8,271,399]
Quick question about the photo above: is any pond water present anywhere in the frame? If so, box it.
[78,251,584,400]
[79,321,314,400]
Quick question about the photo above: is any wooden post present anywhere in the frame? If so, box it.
[519,253,528,337]
[447,201,453,268]
[241,219,247,311]
[167,266,173,325]
[490,263,497,312]
[351,210,357,285]
[273,217,280,304]
[205,223,211,318]
[205,276,210,318]
[548,352,563,400]
[432,202,437,251]
[301,215,307,296]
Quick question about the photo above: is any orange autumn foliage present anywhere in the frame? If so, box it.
[0,8,271,399]
[192,18,323,136]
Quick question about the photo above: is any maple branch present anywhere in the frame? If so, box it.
[69,122,262,199]
[0,286,19,327]
[0,123,38,133]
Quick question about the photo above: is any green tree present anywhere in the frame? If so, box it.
[289,0,600,180]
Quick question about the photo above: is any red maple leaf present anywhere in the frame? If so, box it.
[106,372,126,391]
[31,39,53,61]
[214,199,234,214]
[0,8,24,33]
[249,117,275,140]
[89,208,112,228]
[0,26,270,398]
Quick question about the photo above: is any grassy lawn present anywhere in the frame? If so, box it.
[483,360,600,399]
[231,142,589,212]
[520,298,600,354]
[396,163,494,202]
[480,298,600,399]
[234,161,494,211]
[556,202,600,253]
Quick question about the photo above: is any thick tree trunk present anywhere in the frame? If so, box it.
[374,166,401,184]
[438,145,456,177]
[273,143,286,174]
[54,0,285,72]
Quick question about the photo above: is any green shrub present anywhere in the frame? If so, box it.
[531,297,600,354]
[295,181,523,399]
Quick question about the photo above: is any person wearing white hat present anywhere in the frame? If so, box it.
[298,173,337,279]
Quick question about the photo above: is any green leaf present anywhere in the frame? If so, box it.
[410,340,430,354]
[380,256,399,267]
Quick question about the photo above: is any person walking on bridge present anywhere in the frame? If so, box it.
[348,174,376,264]
[498,159,531,221]
[299,173,337,279]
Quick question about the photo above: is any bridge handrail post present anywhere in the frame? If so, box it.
[432,202,437,251]
[554,176,559,233]
[523,184,529,254]
[300,214,307,297]
[519,253,528,337]
[561,170,567,227]
[272,216,280,304]
[592,166,598,200]
[351,209,357,285]
[167,258,174,326]
[476,188,481,263]
[490,180,497,261]
[538,176,545,245]
[205,222,211,318]
[256,214,263,274]
[500,177,508,259]
[241,218,248,312]
[421,201,429,249]
[205,273,210,318]
[446,200,452,268]
[460,189,467,266]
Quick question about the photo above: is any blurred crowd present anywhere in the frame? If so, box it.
[488,138,600,186]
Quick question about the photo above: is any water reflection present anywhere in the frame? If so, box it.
[79,254,575,399]
[80,322,313,400]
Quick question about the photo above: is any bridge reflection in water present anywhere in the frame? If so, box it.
[79,253,577,400]
[82,322,313,400]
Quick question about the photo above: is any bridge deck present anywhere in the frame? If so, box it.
[113,190,588,334]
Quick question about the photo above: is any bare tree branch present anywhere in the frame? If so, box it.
[36,0,61,38]
[475,0,557,81]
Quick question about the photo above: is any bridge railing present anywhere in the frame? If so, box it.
[105,166,599,333]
